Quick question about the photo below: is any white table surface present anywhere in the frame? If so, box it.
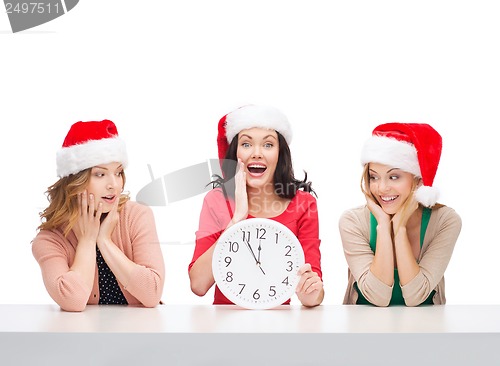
[1,304,499,366]
[1,303,499,333]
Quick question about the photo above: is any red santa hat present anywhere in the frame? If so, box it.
[217,105,293,160]
[56,119,128,178]
[361,122,442,207]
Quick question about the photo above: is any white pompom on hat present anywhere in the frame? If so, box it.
[361,122,442,207]
[56,119,128,178]
[217,105,292,160]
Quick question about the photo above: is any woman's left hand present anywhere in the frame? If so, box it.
[97,196,119,245]
[230,159,249,225]
[295,263,324,306]
[392,192,419,232]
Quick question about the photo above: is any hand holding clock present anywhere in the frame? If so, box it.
[296,263,324,307]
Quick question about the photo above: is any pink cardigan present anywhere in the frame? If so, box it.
[32,201,165,311]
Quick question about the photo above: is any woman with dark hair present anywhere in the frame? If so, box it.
[188,105,324,307]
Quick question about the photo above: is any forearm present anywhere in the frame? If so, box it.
[69,239,96,291]
[189,243,216,296]
[96,238,137,289]
[394,228,420,286]
[370,223,394,286]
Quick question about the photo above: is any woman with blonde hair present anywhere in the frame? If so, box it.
[339,123,461,306]
[33,119,165,311]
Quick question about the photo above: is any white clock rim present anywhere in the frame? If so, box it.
[212,218,305,309]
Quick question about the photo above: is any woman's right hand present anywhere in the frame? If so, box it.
[73,190,102,245]
[230,159,248,226]
[364,192,391,226]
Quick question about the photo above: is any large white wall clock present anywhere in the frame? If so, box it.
[212,218,305,309]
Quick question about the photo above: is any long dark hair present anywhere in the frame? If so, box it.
[211,131,316,199]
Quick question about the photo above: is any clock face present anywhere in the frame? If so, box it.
[212,218,305,309]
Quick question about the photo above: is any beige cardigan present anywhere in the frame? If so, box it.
[339,205,461,306]
[32,201,165,312]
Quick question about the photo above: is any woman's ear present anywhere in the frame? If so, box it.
[415,177,423,188]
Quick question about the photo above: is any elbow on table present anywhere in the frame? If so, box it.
[362,294,390,307]
[141,298,162,308]
[190,281,210,297]
[52,290,89,312]
[404,297,426,307]
[188,269,212,297]
[357,286,391,307]
[59,301,87,312]
[140,284,164,308]
[189,276,211,297]
[373,299,391,307]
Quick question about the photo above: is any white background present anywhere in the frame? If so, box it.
[1,1,498,306]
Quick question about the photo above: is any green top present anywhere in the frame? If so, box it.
[355,207,435,306]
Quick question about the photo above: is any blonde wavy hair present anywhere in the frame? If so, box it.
[38,168,129,237]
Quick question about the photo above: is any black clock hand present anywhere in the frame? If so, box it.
[244,239,259,264]
[256,241,265,275]
[244,240,266,275]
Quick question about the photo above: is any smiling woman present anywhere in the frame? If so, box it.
[339,123,462,307]
[31,120,165,312]
[188,105,324,308]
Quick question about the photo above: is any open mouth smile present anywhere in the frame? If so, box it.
[380,195,398,203]
[247,164,267,176]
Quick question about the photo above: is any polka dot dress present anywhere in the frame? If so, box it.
[96,246,128,305]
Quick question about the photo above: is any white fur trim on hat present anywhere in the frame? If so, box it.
[225,105,293,144]
[56,137,128,177]
[361,136,422,178]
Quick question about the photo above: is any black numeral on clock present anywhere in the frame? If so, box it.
[256,228,266,240]
[253,289,260,300]
[229,241,239,252]
[269,286,276,297]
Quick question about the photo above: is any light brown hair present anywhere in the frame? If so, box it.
[38,168,129,237]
